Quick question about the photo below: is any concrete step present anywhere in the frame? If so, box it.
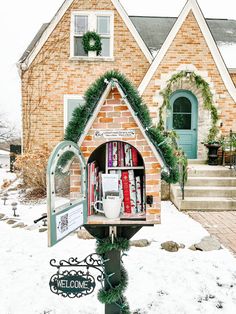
[175,186,236,198]
[188,168,236,177]
[179,197,236,211]
[186,177,236,187]
[188,159,207,165]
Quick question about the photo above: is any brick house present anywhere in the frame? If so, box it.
[17,0,236,211]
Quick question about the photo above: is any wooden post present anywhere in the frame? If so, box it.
[104,249,121,314]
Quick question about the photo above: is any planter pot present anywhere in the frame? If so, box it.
[205,143,221,165]
[88,50,97,58]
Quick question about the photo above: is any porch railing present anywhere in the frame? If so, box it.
[177,153,188,200]
[222,129,236,170]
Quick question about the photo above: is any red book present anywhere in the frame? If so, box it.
[121,171,131,213]
[131,147,138,167]
[87,163,91,216]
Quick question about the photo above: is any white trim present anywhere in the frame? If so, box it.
[78,80,165,167]
[64,94,84,130]
[19,0,152,69]
[138,0,236,102]
[70,10,114,59]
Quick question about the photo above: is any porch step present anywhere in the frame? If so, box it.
[175,186,236,198]
[186,177,236,187]
[188,166,236,177]
[188,159,207,165]
[170,163,236,211]
[179,197,236,211]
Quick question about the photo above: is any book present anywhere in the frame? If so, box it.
[128,170,136,214]
[122,171,131,213]
[124,143,131,167]
[112,142,118,167]
[108,142,113,167]
[135,176,142,213]
[131,147,138,167]
[120,142,125,167]
[118,142,121,167]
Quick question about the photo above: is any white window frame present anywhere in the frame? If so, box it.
[70,11,114,61]
[64,95,84,130]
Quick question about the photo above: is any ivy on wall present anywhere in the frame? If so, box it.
[158,71,219,142]
[64,70,179,183]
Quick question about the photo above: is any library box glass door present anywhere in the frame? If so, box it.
[47,141,87,247]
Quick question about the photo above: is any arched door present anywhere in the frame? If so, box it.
[167,91,198,159]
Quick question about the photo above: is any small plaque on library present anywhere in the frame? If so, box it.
[94,129,135,139]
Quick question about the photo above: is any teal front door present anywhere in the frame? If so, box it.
[167,91,198,159]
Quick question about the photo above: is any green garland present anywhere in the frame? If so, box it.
[96,237,130,255]
[82,31,102,55]
[64,70,179,184]
[96,237,131,314]
[158,71,219,142]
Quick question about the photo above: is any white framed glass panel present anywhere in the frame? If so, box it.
[97,16,110,35]
[74,15,88,34]
[74,37,87,56]
[100,38,110,57]
[64,96,85,128]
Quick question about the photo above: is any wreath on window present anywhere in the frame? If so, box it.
[82,31,102,55]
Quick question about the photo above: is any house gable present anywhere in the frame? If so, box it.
[138,0,236,102]
[78,80,165,168]
[18,0,152,70]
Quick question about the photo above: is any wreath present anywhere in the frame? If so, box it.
[82,31,102,55]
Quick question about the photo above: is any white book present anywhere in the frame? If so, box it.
[124,143,131,167]
[112,142,118,167]
[135,176,142,213]
[128,170,136,214]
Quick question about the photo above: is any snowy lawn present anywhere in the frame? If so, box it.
[0,166,236,314]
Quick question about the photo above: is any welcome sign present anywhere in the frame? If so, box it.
[49,271,96,297]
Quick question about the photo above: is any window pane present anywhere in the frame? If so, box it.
[97,16,110,35]
[173,97,191,113]
[67,99,85,123]
[173,114,191,130]
[74,37,87,56]
[74,15,88,34]
[100,38,110,57]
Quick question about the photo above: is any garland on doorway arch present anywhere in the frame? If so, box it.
[158,71,219,142]
[64,70,179,184]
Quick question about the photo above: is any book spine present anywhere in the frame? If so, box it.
[124,143,131,167]
[90,162,95,215]
[120,142,125,167]
[118,142,121,167]
[142,176,146,212]
[128,170,136,214]
[112,142,118,167]
[122,171,131,213]
[136,176,142,213]
[108,142,113,167]
[87,163,91,216]
[131,147,138,167]
[117,170,124,213]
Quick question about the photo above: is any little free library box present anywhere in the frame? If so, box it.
[47,79,165,247]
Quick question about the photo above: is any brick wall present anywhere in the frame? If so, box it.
[230,72,236,87]
[21,0,150,153]
[70,88,161,223]
[142,11,236,159]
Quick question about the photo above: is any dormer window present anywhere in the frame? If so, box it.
[71,11,114,59]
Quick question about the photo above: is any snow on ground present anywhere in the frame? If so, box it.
[0,165,236,314]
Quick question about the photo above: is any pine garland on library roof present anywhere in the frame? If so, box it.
[64,70,179,184]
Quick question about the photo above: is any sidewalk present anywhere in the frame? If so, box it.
[188,211,236,255]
